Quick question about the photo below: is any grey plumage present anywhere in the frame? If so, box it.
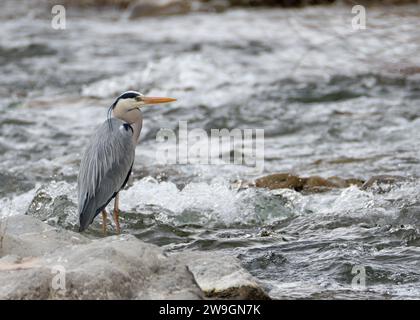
[77,90,175,233]
[77,118,135,232]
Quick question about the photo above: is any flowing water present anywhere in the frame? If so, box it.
[1,1,420,299]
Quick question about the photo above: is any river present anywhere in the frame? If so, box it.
[0,1,419,299]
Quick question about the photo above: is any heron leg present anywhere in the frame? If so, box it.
[113,193,121,234]
[101,210,107,236]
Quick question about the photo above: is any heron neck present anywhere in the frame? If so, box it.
[131,114,143,144]
[112,108,143,143]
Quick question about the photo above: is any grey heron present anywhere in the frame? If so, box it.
[77,91,176,234]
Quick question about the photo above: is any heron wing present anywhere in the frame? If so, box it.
[77,118,135,231]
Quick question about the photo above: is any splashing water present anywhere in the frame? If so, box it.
[0,1,420,299]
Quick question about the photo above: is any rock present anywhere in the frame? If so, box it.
[255,173,306,191]
[254,173,364,193]
[176,251,270,300]
[26,182,79,232]
[0,262,53,299]
[327,176,364,188]
[26,181,113,236]
[0,215,88,258]
[361,175,407,192]
[196,0,230,12]
[25,182,170,237]
[306,176,365,191]
[129,0,191,18]
[304,176,339,190]
[1,216,269,300]
[0,215,203,299]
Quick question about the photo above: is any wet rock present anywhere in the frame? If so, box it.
[0,215,203,299]
[254,173,364,193]
[361,175,407,192]
[26,182,79,232]
[255,173,306,191]
[327,176,364,188]
[25,182,169,237]
[196,0,230,12]
[176,251,270,299]
[304,176,339,190]
[260,229,271,237]
[129,0,191,18]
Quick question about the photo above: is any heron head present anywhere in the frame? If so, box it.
[110,91,176,124]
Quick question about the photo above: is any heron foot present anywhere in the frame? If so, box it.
[113,193,121,235]
[113,209,121,235]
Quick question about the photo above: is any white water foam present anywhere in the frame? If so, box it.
[0,187,38,218]
[119,177,291,225]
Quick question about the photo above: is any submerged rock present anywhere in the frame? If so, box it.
[361,175,408,192]
[129,0,191,18]
[254,173,364,193]
[176,251,270,299]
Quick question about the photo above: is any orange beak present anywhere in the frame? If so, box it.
[142,96,177,105]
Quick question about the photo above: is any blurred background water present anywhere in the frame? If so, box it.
[0,0,420,299]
